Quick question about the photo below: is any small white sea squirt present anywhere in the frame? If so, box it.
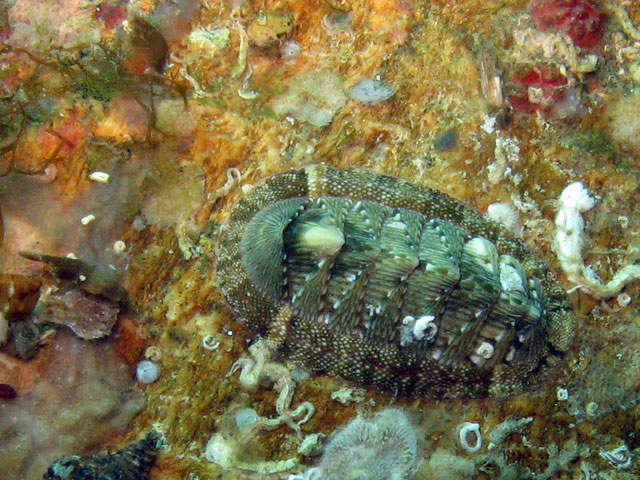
[136,360,160,384]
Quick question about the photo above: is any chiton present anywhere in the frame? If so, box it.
[216,164,575,398]
[44,430,161,480]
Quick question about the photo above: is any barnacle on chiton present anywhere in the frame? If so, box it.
[216,164,575,398]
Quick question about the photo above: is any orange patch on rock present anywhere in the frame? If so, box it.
[115,312,147,365]
[94,93,150,142]
[54,116,89,156]
[370,0,413,44]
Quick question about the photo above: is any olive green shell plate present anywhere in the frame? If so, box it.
[216,164,574,398]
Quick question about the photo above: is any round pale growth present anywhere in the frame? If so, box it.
[136,360,160,384]
[234,407,260,430]
[559,182,595,211]
[281,40,301,58]
[272,70,347,127]
[486,202,521,234]
[113,240,126,253]
[425,449,475,480]
[141,162,204,228]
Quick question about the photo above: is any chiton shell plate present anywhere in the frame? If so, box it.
[216,164,575,398]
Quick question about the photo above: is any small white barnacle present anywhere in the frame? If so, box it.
[476,341,495,359]
[458,422,482,453]
[203,334,220,351]
[145,346,162,361]
[556,387,569,401]
[617,292,632,309]
[413,315,437,341]
[469,342,495,367]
